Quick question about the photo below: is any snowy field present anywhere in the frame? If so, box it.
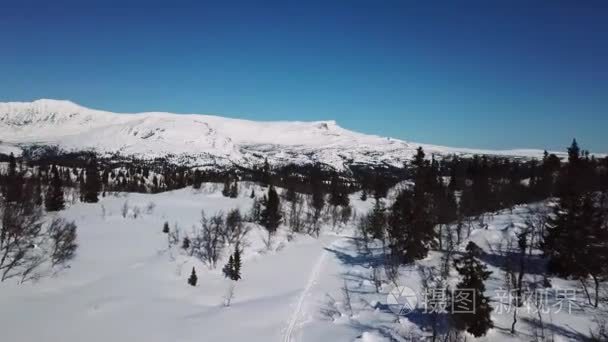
[0,183,606,341]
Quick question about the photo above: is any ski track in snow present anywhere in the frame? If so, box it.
[283,240,331,342]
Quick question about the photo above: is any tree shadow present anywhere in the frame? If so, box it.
[520,316,591,341]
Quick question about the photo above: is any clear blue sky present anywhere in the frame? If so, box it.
[1,0,606,152]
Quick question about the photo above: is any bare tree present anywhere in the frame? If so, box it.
[342,279,353,316]
[121,200,129,218]
[48,218,78,267]
[224,208,249,246]
[0,200,44,281]
[524,205,550,254]
[191,211,225,268]
[223,282,236,307]
[288,193,305,233]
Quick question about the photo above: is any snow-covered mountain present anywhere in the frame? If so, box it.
[0,99,550,169]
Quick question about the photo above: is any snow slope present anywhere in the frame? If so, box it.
[0,99,557,169]
[1,183,605,341]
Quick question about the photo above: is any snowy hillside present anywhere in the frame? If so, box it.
[1,184,605,342]
[0,99,555,169]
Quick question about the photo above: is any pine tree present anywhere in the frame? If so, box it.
[45,165,65,212]
[250,197,262,223]
[182,237,191,250]
[311,181,324,219]
[412,146,426,169]
[32,176,43,206]
[452,242,493,337]
[260,186,282,234]
[83,157,101,203]
[188,267,198,286]
[367,198,386,239]
[261,158,271,185]
[250,189,255,199]
[162,221,170,234]
[222,177,231,197]
[557,138,585,201]
[388,189,435,263]
[223,255,235,279]
[232,247,242,281]
[229,180,238,198]
[222,247,243,281]
[544,192,607,307]
[329,175,349,207]
[4,152,22,203]
[192,169,202,189]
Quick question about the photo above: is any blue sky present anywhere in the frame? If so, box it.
[1,0,606,152]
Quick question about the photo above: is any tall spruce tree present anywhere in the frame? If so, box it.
[260,186,281,234]
[222,247,242,281]
[452,242,493,337]
[367,198,386,240]
[223,255,235,278]
[311,179,325,235]
[45,165,65,211]
[192,169,203,189]
[188,267,198,286]
[232,247,242,281]
[4,152,22,203]
[388,147,437,264]
[83,157,101,203]
[329,174,349,207]
[544,192,608,307]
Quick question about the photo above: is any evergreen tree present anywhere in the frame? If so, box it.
[223,255,235,279]
[359,189,368,201]
[188,267,198,286]
[162,221,170,234]
[222,247,242,281]
[544,192,608,306]
[192,169,203,189]
[260,186,282,234]
[388,189,435,263]
[232,247,242,281]
[261,158,271,185]
[250,189,255,199]
[45,165,65,212]
[222,177,231,197]
[367,198,386,239]
[311,180,325,219]
[182,236,191,250]
[250,196,262,223]
[557,139,585,201]
[229,180,238,198]
[32,176,43,206]
[452,242,493,337]
[412,146,426,169]
[83,157,101,203]
[329,175,349,207]
[4,152,22,203]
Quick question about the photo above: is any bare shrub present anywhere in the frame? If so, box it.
[191,211,225,268]
[48,218,78,267]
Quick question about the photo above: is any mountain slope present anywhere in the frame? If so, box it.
[0,99,552,169]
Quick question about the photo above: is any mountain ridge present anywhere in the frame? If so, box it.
[0,99,562,169]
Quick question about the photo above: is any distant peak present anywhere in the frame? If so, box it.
[315,120,337,130]
[0,98,85,112]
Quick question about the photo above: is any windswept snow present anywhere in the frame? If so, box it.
[0,99,559,169]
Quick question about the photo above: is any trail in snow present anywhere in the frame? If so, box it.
[283,240,331,342]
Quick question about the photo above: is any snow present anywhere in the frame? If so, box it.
[1,183,606,341]
[0,99,566,169]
